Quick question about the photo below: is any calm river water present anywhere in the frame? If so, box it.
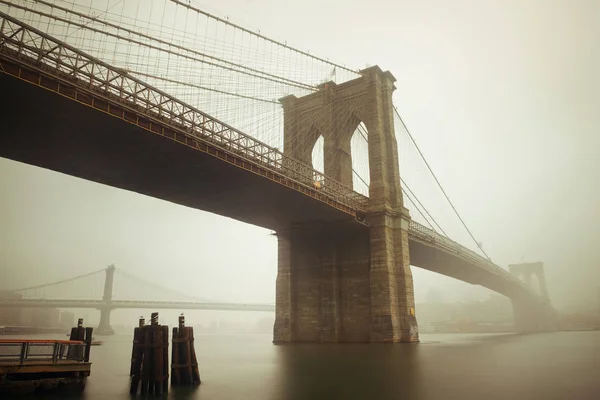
[11,331,600,400]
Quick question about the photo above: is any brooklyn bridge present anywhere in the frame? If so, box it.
[0,0,556,342]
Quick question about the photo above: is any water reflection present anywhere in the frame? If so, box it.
[275,343,422,400]
[8,332,600,400]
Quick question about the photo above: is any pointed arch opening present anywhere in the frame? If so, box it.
[311,135,325,186]
[350,121,370,197]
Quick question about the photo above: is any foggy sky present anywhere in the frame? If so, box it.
[1,0,599,322]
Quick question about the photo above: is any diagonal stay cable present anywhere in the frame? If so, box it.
[354,124,446,234]
[400,177,448,236]
[394,106,490,260]
[352,164,440,233]
[1,0,314,91]
[401,187,436,230]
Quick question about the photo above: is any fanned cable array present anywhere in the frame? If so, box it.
[0,0,358,150]
[0,0,490,260]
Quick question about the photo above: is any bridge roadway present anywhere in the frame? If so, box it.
[0,299,275,312]
[0,13,543,307]
[0,69,536,302]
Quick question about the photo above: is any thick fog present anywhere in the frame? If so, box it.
[1,0,599,328]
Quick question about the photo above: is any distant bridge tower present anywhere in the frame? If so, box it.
[96,264,115,335]
[509,262,549,301]
[274,66,419,343]
[508,262,555,332]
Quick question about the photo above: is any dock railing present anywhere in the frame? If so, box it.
[0,339,90,364]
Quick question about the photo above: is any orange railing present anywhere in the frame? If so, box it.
[0,339,90,364]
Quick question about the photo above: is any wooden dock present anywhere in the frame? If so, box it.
[0,339,92,395]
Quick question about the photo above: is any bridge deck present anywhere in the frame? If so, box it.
[0,71,356,231]
[0,12,545,307]
[0,69,540,304]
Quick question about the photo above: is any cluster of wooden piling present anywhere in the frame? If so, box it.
[129,313,200,396]
[171,314,201,386]
[129,313,169,396]
[68,318,93,362]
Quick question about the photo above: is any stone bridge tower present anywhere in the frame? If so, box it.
[97,264,115,335]
[508,262,549,300]
[273,66,419,343]
[508,262,555,332]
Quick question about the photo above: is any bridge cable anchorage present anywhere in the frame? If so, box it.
[168,0,359,76]
[393,106,491,260]
[12,267,107,292]
[2,1,316,91]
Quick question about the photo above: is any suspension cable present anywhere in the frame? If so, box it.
[13,267,107,292]
[394,106,490,260]
[354,126,446,234]
[400,177,448,236]
[26,0,316,90]
[1,1,315,91]
[401,187,436,230]
[169,0,358,75]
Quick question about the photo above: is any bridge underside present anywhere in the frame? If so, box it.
[410,240,517,298]
[0,71,555,339]
[410,240,557,333]
[0,72,355,231]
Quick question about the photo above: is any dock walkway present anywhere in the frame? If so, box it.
[0,339,91,394]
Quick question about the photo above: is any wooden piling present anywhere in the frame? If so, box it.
[188,326,201,385]
[162,325,169,394]
[171,327,180,385]
[181,324,193,384]
[84,327,93,362]
[129,313,169,396]
[152,322,163,395]
[68,318,86,360]
[171,314,201,387]
[140,318,152,395]
[129,317,145,395]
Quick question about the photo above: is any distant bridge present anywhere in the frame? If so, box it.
[0,299,275,312]
[1,265,274,334]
